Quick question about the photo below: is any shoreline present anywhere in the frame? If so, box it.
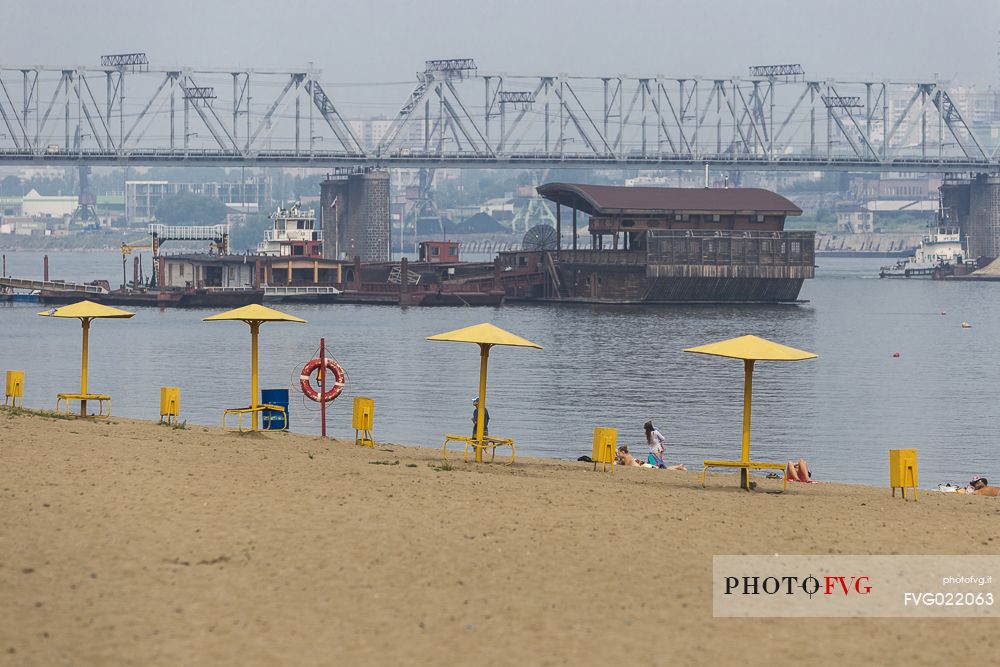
[0,405,907,490]
[3,407,998,665]
[0,405,931,491]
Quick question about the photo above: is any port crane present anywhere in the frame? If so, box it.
[119,224,231,289]
[120,241,153,289]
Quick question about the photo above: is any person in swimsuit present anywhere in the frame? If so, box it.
[958,475,1000,496]
[616,445,642,467]
[785,459,812,482]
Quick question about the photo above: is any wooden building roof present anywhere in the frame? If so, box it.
[536,183,802,216]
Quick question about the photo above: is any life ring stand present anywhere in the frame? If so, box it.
[299,357,346,403]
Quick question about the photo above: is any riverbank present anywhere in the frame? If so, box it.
[0,232,131,252]
[2,408,996,666]
[814,231,921,255]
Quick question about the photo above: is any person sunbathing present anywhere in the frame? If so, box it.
[615,445,642,467]
[785,459,812,482]
[615,445,664,468]
[958,475,1000,496]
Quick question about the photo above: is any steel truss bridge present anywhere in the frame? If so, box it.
[0,56,997,172]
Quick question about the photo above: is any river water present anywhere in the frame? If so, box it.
[1,249,996,487]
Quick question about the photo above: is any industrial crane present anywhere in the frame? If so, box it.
[121,241,152,289]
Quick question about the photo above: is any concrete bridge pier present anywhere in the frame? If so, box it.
[941,174,1000,262]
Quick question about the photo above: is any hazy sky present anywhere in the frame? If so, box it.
[6,0,1000,85]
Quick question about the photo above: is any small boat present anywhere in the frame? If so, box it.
[879,227,966,278]
[35,286,263,308]
[1,276,261,307]
[0,289,39,303]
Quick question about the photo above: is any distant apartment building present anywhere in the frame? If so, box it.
[0,196,21,216]
[881,87,1000,149]
[348,118,426,151]
[126,180,268,222]
[946,86,1000,126]
[836,206,874,233]
[876,176,941,199]
[851,174,940,202]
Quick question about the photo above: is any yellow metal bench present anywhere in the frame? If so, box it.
[56,393,111,418]
[702,460,787,491]
[442,434,515,464]
[222,404,288,433]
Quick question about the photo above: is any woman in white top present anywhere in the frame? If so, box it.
[644,421,686,470]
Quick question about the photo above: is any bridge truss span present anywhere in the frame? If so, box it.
[0,59,996,172]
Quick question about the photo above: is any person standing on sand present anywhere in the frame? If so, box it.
[472,397,489,438]
[644,420,686,470]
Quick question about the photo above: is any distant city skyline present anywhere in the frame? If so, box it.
[6,0,1000,86]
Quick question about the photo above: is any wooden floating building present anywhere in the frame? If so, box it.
[520,183,815,303]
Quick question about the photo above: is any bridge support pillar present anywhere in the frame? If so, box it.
[944,174,1000,262]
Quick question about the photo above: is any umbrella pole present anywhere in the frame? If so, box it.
[740,358,755,489]
[80,318,91,417]
[250,321,260,431]
[475,344,490,463]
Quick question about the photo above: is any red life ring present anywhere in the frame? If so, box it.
[299,357,346,402]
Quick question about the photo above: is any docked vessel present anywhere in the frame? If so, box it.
[878,227,966,278]
[520,183,815,303]
[257,203,323,258]
[335,241,504,306]
[0,277,111,305]
[94,288,261,308]
[0,276,261,307]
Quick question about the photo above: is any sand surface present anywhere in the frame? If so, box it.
[2,409,999,666]
[972,256,1000,276]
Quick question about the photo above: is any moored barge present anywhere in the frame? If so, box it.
[511,183,814,303]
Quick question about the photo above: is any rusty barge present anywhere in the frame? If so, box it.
[500,183,816,303]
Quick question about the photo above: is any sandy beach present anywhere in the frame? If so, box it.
[2,408,998,666]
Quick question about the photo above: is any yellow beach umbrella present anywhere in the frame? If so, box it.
[203,304,306,429]
[684,335,817,489]
[38,300,135,416]
[427,323,542,461]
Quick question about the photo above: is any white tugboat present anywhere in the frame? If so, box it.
[256,203,323,258]
[254,203,341,302]
[879,226,965,278]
